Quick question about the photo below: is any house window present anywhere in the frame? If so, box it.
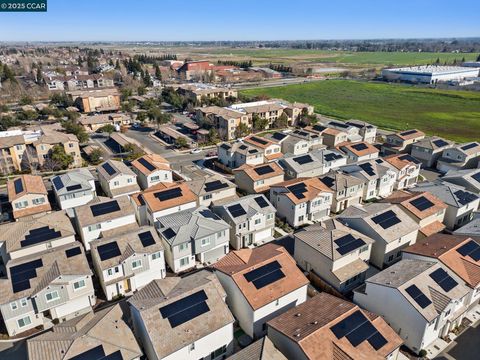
[151,175,160,182]
[203,194,212,201]
[189,343,195,351]
[69,143,74,148]
[45,290,60,302]
[113,181,119,186]
[211,345,227,359]
[267,213,274,220]
[17,316,31,328]
[254,218,261,225]
[73,280,86,291]
[32,197,45,205]
[115,266,119,273]
[10,301,17,311]
[256,179,265,186]
[179,256,190,267]
[88,224,101,232]
[107,268,113,276]
[20,298,28,307]
[179,243,187,251]
[201,238,211,247]
[152,251,162,260]
[298,215,304,222]
[132,259,142,269]
[15,201,28,209]
[127,178,133,183]
[16,145,22,150]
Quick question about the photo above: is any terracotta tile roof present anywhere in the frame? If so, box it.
[323,128,342,136]
[339,141,379,157]
[396,129,425,140]
[244,135,275,149]
[234,162,284,182]
[399,191,448,220]
[131,154,171,175]
[271,177,333,205]
[265,152,284,161]
[137,182,197,213]
[8,175,48,202]
[13,204,52,219]
[212,244,309,310]
[420,220,446,237]
[384,154,420,170]
[267,293,403,360]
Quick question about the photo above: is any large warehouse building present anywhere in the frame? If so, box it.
[382,65,479,84]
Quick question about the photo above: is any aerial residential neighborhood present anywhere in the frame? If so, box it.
[0,1,479,360]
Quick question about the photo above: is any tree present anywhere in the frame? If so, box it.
[154,64,162,80]
[50,92,73,107]
[136,112,147,123]
[207,128,219,144]
[175,136,189,149]
[42,158,62,172]
[235,123,250,138]
[89,148,104,165]
[137,86,146,96]
[19,95,33,105]
[61,120,89,143]
[274,113,289,129]
[21,147,40,174]
[50,144,74,170]
[124,143,144,161]
[252,114,268,131]
[115,59,121,70]
[97,124,116,134]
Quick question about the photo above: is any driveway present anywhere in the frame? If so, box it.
[0,339,27,360]
[434,323,480,360]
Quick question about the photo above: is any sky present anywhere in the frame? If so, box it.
[0,0,479,42]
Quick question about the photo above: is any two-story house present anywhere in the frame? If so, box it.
[212,244,309,339]
[243,136,283,162]
[187,174,237,206]
[97,160,140,198]
[267,292,403,360]
[233,162,285,195]
[346,119,378,143]
[51,168,96,214]
[339,141,379,163]
[33,130,82,168]
[0,242,95,336]
[339,203,419,269]
[411,181,480,230]
[319,171,365,213]
[437,142,480,173]
[8,175,51,220]
[410,137,453,168]
[270,178,333,227]
[157,206,230,273]
[131,154,173,190]
[306,125,349,148]
[294,219,374,294]
[73,196,137,251]
[384,154,422,189]
[442,168,480,193]
[128,270,235,360]
[279,149,347,179]
[91,226,165,300]
[217,142,264,170]
[382,129,425,155]
[354,259,470,354]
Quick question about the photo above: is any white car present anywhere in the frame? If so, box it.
[190,148,201,154]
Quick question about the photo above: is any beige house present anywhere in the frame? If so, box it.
[97,160,140,198]
[68,88,121,113]
[79,113,131,132]
[306,125,348,148]
[0,135,26,174]
[382,129,425,155]
[131,154,173,190]
[7,175,51,220]
[234,162,285,194]
[196,106,250,141]
[177,84,238,103]
[33,130,82,168]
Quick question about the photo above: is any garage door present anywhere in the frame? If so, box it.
[254,228,273,243]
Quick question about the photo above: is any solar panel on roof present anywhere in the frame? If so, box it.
[199,209,220,220]
[20,226,62,248]
[456,240,480,262]
[324,153,342,162]
[410,196,434,211]
[14,178,23,194]
[330,121,349,129]
[254,196,269,208]
[248,149,258,154]
[138,231,155,247]
[103,351,123,360]
[10,259,43,293]
[461,142,478,151]
[239,145,247,150]
[405,285,432,308]
[400,129,417,136]
[375,159,383,164]
[471,172,480,183]
[52,177,64,190]
[293,155,313,165]
[471,248,480,262]
[429,268,458,292]
[243,260,285,289]
[399,154,421,164]
[334,234,366,255]
[251,136,268,145]
[313,125,326,132]
[320,176,335,188]
[65,247,82,258]
[254,165,274,176]
[162,228,176,240]
[138,157,156,172]
[454,190,478,205]
[97,242,121,261]
[272,132,287,141]
[66,184,82,192]
[220,143,230,150]
[371,210,401,229]
[287,183,307,199]
[351,143,368,151]
[433,139,449,148]
[69,345,105,360]
[204,180,229,193]
[154,187,182,201]
[160,290,209,328]
[228,204,246,218]
[102,162,116,176]
[359,163,375,176]
[91,200,120,217]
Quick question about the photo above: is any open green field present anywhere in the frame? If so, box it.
[241,80,480,142]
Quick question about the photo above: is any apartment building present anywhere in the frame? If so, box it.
[212,195,276,249]
[437,142,480,173]
[294,219,374,294]
[0,243,95,336]
[73,196,137,251]
[156,206,230,273]
[43,73,114,91]
[187,174,237,206]
[129,270,235,360]
[196,106,250,141]
[268,293,403,360]
[212,244,309,339]
[318,171,365,213]
[0,135,27,174]
[382,129,425,155]
[339,203,419,268]
[97,160,140,198]
[177,83,238,102]
[410,137,453,168]
[68,88,121,113]
[91,226,165,300]
[131,154,173,190]
[354,259,470,354]
[233,162,285,194]
[51,168,96,212]
[270,178,333,227]
[8,175,51,220]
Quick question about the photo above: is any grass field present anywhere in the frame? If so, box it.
[241,80,480,142]
[189,48,478,66]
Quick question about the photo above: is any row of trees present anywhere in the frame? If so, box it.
[268,63,292,73]
[217,60,252,68]
[134,54,177,64]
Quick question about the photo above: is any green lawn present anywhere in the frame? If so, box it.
[241,80,480,143]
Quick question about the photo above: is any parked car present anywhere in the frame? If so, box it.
[207,151,217,157]
[190,148,201,154]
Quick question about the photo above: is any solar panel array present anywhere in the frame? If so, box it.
[313,125,326,132]
[433,139,449,148]
[138,231,156,247]
[359,163,375,176]
[162,228,177,240]
[399,154,420,164]
[454,190,478,205]
[334,234,366,255]
[10,259,43,293]
[320,176,335,188]
[254,196,269,208]
[160,290,210,328]
[154,187,182,201]
[66,184,82,192]
[228,204,246,218]
[65,247,82,258]
[400,129,417,136]
[91,200,120,217]
[199,209,220,220]
[375,159,384,164]
[52,177,64,190]
[102,162,117,176]
[351,143,368,151]
[14,178,23,194]
[371,210,401,229]
[324,152,343,162]
[97,242,121,261]
[471,172,480,183]
[243,260,285,289]
[456,240,480,261]
[204,180,229,193]
[330,121,349,129]
[254,165,274,176]
[69,345,122,360]
[20,226,62,248]
[251,136,268,145]
[405,284,432,308]
[330,310,387,350]
[293,155,313,165]
[287,183,307,199]
[410,196,434,211]
[461,142,478,151]
[429,268,458,292]
[272,132,287,141]
[138,157,156,172]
